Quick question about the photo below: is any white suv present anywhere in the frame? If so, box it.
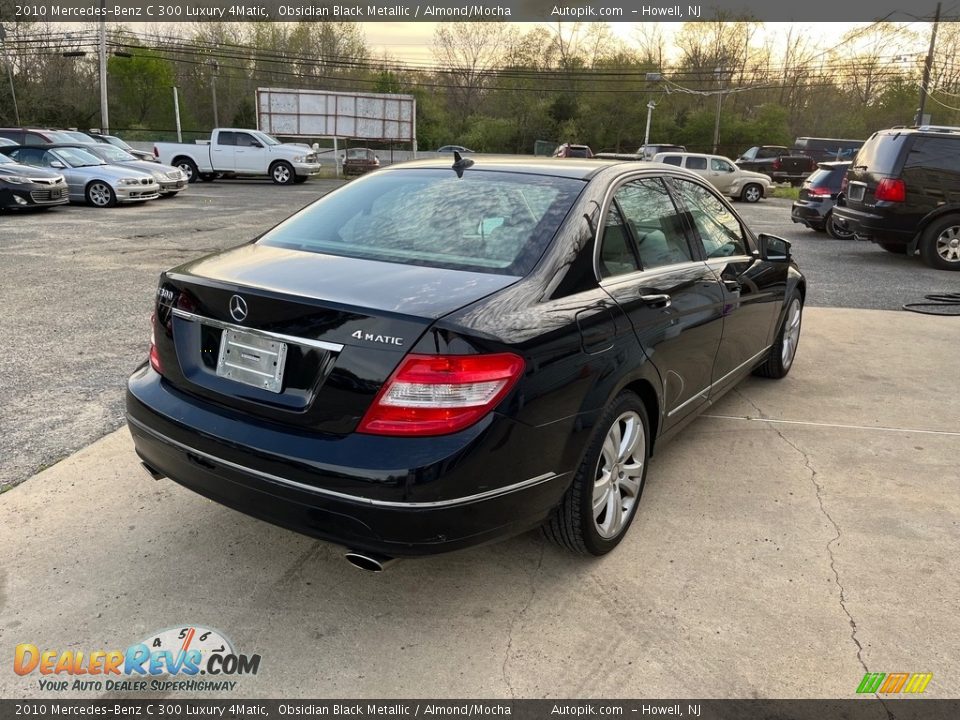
[653,152,773,203]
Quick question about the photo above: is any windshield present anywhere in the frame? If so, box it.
[252,131,281,146]
[105,135,134,150]
[62,131,95,143]
[258,169,585,276]
[0,154,15,165]
[91,145,136,162]
[54,147,105,167]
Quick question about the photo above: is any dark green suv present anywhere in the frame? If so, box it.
[833,126,960,270]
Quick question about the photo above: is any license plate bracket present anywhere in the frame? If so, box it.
[215,328,288,393]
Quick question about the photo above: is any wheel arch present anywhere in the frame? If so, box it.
[620,378,661,455]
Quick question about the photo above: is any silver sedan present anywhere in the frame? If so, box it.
[6,145,160,207]
[78,144,187,196]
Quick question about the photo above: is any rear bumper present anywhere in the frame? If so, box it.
[831,206,916,245]
[125,365,574,556]
[790,200,829,228]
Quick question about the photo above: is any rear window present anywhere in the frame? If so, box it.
[258,169,585,276]
[807,166,847,189]
[852,133,907,175]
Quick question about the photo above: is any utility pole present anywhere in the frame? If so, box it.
[172,86,182,142]
[210,60,220,128]
[644,101,656,145]
[98,0,109,134]
[712,66,726,155]
[917,2,941,126]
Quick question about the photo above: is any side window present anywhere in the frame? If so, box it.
[11,148,43,166]
[25,133,47,145]
[660,155,682,166]
[905,137,960,172]
[757,147,780,159]
[217,131,236,146]
[686,156,707,170]
[598,203,639,278]
[711,158,733,172]
[234,133,258,147]
[615,178,693,270]
[673,179,748,258]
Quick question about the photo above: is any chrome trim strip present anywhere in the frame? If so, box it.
[171,308,344,352]
[127,416,559,508]
[666,345,772,417]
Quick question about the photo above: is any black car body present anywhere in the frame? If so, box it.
[791,161,852,238]
[0,153,70,209]
[126,157,805,561]
[88,133,158,163]
[833,127,960,269]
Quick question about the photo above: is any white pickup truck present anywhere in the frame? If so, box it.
[153,128,322,185]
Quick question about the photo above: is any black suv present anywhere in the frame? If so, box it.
[833,127,960,270]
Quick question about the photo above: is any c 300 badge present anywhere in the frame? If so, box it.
[351,330,403,346]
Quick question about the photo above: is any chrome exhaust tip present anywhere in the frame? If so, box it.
[140,461,165,480]
[344,551,397,572]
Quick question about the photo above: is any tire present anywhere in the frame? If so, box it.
[919,215,960,270]
[293,175,308,184]
[878,242,908,254]
[825,212,853,239]
[85,181,117,208]
[741,183,763,203]
[199,173,217,182]
[175,158,199,184]
[543,392,650,556]
[754,291,803,379]
[271,161,295,185]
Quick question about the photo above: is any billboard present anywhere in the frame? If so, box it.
[256,88,416,143]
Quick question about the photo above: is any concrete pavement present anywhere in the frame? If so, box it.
[1,307,958,699]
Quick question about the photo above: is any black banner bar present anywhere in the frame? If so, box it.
[2,700,959,720]
[0,0,953,23]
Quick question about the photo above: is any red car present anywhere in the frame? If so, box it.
[552,143,594,159]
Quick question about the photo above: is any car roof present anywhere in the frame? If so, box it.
[379,155,627,180]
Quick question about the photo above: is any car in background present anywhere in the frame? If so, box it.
[0,128,78,145]
[654,152,772,202]
[791,161,852,238]
[342,147,380,177]
[638,143,686,161]
[0,137,17,147]
[2,145,160,207]
[436,145,474,153]
[126,156,804,564]
[57,130,99,145]
[88,132,158,162]
[77,143,187,196]
[552,143,593,158]
[0,152,70,210]
[833,126,960,270]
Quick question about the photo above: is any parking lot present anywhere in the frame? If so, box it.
[1,180,958,699]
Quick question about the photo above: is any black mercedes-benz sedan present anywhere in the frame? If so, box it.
[126,156,805,564]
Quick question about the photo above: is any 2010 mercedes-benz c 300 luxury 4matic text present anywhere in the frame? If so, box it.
[126,156,805,566]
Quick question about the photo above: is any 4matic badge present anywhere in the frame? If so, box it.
[351,330,403,346]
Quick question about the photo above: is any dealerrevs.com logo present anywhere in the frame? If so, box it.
[14,625,261,693]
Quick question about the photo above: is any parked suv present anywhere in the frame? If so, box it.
[791,161,852,238]
[833,126,960,270]
[653,151,772,202]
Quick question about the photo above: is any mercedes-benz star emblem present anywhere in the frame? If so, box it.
[229,295,248,323]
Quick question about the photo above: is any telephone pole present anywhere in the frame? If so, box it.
[917,2,941,126]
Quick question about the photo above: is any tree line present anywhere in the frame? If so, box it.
[2,18,960,157]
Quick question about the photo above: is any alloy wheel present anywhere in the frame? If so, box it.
[88,183,113,207]
[273,164,291,183]
[935,225,960,263]
[593,411,645,539]
[781,297,802,368]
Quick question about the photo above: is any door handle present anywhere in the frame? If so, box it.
[639,293,671,309]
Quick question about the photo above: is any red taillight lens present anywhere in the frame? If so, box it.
[807,186,832,197]
[153,146,159,158]
[358,353,525,436]
[841,176,849,193]
[149,313,162,375]
[875,178,906,202]
[772,158,781,170]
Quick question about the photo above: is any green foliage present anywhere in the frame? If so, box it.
[108,49,175,129]
[232,98,256,128]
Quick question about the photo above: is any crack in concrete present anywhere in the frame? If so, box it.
[501,542,545,699]
[732,390,873,670]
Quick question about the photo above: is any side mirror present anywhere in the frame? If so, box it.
[249,140,263,148]
[757,233,791,262]
[49,160,66,169]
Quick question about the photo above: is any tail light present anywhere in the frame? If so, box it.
[875,178,906,202]
[149,313,163,375]
[841,176,849,193]
[807,186,832,197]
[772,158,781,170]
[153,146,159,158]
[358,353,525,436]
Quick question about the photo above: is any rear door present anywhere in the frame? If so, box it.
[596,176,725,430]
[211,130,237,171]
